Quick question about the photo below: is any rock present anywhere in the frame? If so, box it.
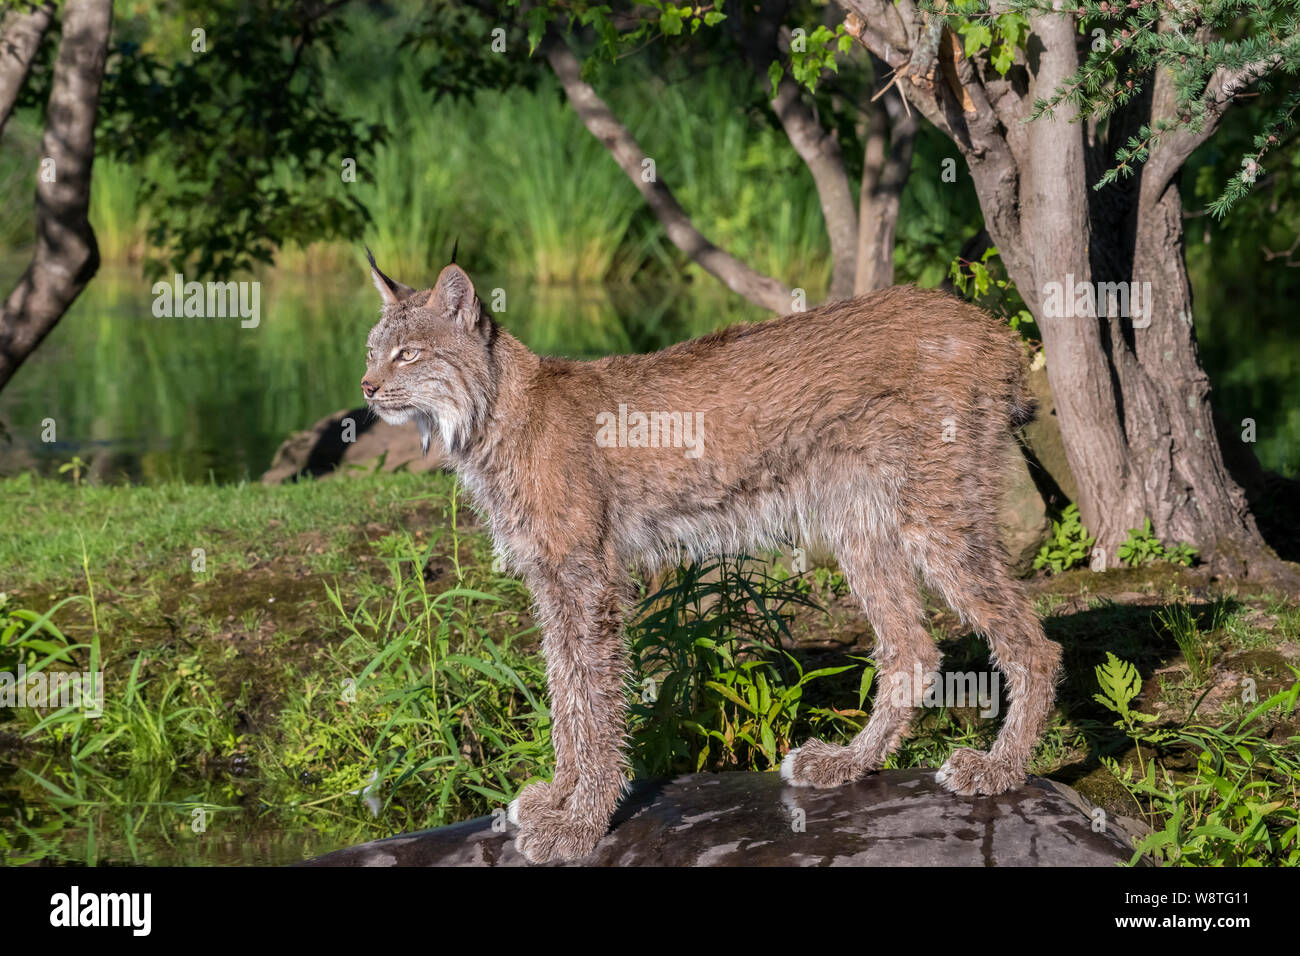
[1022,362,1079,506]
[1001,451,1050,575]
[300,768,1147,867]
[261,407,443,483]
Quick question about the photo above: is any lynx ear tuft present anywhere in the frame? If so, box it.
[366,247,416,306]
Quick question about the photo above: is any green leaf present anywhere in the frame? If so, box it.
[858,665,876,709]
[768,60,783,100]
[760,723,776,759]
[526,7,548,55]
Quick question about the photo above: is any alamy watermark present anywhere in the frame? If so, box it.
[152,274,260,328]
[887,664,1000,718]
[1041,274,1151,328]
[0,664,103,717]
[595,404,705,459]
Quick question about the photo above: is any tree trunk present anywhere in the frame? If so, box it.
[1111,180,1262,574]
[0,0,112,392]
[0,1,56,137]
[542,34,793,313]
[771,73,859,299]
[839,1,1292,583]
[855,66,917,293]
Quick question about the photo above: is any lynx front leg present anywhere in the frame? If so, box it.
[509,568,629,864]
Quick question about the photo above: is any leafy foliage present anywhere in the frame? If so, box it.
[1033,503,1095,574]
[629,555,864,774]
[1093,651,1161,735]
[1117,517,1198,568]
[941,0,1031,77]
[948,245,1039,340]
[403,1,543,99]
[1093,654,1300,866]
[769,22,854,96]
[90,1,385,279]
[993,0,1300,215]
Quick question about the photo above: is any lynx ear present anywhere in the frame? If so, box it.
[427,263,484,332]
[366,247,416,306]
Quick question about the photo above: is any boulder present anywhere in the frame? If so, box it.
[261,407,443,483]
[1021,361,1079,506]
[1001,451,1050,574]
[300,768,1147,867]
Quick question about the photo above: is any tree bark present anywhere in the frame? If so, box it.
[0,0,56,137]
[0,0,111,392]
[728,1,863,300]
[855,66,916,293]
[837,0,1292,582]
[770,72,860,300]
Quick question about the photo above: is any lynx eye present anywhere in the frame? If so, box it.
[366,348,375,363]
[398,348,420,362]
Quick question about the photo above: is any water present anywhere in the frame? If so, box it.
[0,263,761,483]
[0,761,403,866]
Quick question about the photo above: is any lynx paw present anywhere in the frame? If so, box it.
[508,781,605,864]
[935,748,1025,796]
[781,739,866,789]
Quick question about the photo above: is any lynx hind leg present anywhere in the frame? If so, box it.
[925,535,1061,796]
[782,542,940,788]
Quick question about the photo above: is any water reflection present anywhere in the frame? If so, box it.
[0,264,762,483]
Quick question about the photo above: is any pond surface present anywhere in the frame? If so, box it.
[0,262,762,483]
[0,759,438,866]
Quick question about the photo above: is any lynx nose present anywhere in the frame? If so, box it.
[361,378,380,399]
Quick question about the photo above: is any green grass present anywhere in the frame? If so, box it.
[0,470,450,592]
[0,473,870,859]
[1154,602,1218,683]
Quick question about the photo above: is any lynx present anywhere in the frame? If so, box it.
[361,253,1062,864]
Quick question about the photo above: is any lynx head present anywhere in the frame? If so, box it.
[362,250,498,457]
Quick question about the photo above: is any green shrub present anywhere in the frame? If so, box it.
[1092,652,1300,866]
[1117,518,1198,568]
[1033,503,1095,574]
[628,555,864,775]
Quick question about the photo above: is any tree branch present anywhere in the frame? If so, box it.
[769,70,859,300]
[542,34,792,313]
[840,3,958,143]
[856,61,917,292]
[837,0,911,67]
[1144,53,1283,200]
[731,4,859,300]
[0,0,56,138]
[0,0,111,391]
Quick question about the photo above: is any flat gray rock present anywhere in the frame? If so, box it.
[301,768,1148,867]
